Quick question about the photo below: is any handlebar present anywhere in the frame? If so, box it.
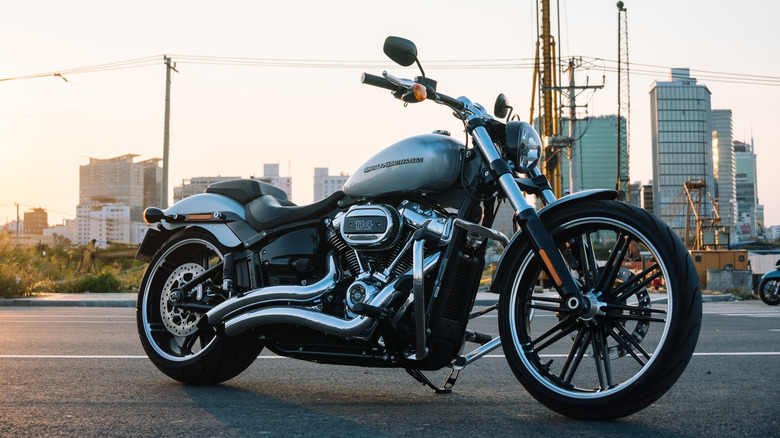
[362,72,465,112]
[361,73,402,92]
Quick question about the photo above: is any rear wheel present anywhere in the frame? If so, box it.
[497,200,701,420]
[137,230,263,384]
[758,278,780,305]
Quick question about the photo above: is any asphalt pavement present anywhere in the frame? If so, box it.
[0,291,736,307]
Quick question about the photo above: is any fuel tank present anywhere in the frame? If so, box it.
[343,133,464,198]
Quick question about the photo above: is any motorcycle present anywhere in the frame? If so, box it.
[758,260,780,305]
[135,36,702,420]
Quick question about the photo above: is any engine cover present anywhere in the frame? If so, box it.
[339,205,401,249]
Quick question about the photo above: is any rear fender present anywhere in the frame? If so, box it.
[136,193,248,262]
[490,189,618,294]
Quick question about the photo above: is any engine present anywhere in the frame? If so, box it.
[329,202,452,316]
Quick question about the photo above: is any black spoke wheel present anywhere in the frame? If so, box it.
[497,200,701,420]
[758,278,780,305]
[137,230,263,384]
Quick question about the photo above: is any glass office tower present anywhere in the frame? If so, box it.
[650,68,715,238]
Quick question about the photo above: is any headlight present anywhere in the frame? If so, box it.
[505,121,541,173]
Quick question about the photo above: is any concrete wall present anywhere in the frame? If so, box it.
[706,269,752,293]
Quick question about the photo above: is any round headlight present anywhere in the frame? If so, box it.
[505,121,542,173]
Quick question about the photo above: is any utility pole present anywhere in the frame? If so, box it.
[617,1,631,201]
[15,203,19,241]
[547,60,603,194]
[161,56,177,209]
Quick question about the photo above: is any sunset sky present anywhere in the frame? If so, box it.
[2,0,778,226]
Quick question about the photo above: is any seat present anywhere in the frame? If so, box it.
[245,191,346,231]
[206,179,289,204]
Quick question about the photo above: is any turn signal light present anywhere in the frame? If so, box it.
[143,207,165,224]
[413,83,427,102]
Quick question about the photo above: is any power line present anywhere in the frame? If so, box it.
[3,53,779,86]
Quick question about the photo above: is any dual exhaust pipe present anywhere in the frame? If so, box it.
[206,253,441,338]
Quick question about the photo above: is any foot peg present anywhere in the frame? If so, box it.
[465,330,492,345]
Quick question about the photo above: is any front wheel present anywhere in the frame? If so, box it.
[137,230,263,384]
[497,200,702,420]
[758,277,780,305]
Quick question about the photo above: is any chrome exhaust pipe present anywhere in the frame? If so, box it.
[207,257,339,325]
[222,253,441,337]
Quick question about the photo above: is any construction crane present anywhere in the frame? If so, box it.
[530,0,563,197]
[659,179,723,250]
[617,1,631,202]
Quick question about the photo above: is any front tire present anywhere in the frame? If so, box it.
[497,200,702,420]
[758,277,780,305]
[136,230,263,384]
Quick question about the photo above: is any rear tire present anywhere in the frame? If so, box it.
[758,278,780,305]
[136,230,263,384]
[497,200,701,420]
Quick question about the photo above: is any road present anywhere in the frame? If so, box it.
[0,301,778,437]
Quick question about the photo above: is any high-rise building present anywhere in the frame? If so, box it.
[23,207,48,235]
[140,158,163,211]
[734,139,759,239]
[629,182,642,208]
[711,109,737,234]
[642,181,654,213]
[559,115,626,195]
[79,154,161,221]
[313,168,349,202]
[650,68,715,238]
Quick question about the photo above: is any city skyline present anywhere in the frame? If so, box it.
[2,1,779,226]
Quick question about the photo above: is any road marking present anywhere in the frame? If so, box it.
[0,320,135,323]
[2,352,779,359]
[0,355,147,359]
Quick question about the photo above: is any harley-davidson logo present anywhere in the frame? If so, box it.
[363,157,424,173]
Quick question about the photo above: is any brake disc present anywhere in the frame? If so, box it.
[160,263,205,337]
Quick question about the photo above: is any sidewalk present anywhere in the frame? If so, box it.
[0,292,137,307]
[0,291,734,308]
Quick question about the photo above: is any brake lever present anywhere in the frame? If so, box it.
[382,71,416,88]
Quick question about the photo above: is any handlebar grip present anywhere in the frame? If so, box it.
[361,73,401,92]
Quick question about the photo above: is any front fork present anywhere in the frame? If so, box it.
[469,123,585,314]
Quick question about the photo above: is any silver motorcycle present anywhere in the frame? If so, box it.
[135,37,702,420]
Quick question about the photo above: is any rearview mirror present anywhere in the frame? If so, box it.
[494,93,512,119]
[383,36,418,67]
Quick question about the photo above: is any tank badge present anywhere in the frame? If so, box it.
[363,157,423,173]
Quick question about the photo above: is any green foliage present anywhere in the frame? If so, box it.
[0,233,144,297]
[66,272,122,293]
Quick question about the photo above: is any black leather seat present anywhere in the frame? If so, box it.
[245,191,346,231]
[206,179,289,204]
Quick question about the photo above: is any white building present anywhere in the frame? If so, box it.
[76,203,133,247]
[253,163,292,200]
[173,164,293,203]
[173,176,240,203]
[314,167,349,202]
[43,219,76,243]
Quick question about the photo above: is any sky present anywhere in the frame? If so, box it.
[2,0,779,227]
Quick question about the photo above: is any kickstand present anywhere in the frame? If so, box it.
[405,368,460,394]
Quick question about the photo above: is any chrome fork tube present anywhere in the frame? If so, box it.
[470,122,585,310]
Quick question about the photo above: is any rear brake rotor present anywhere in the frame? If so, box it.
[160,263,205,336]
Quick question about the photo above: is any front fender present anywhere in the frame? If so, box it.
[762,269,780,281]
[489,189,618,294]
